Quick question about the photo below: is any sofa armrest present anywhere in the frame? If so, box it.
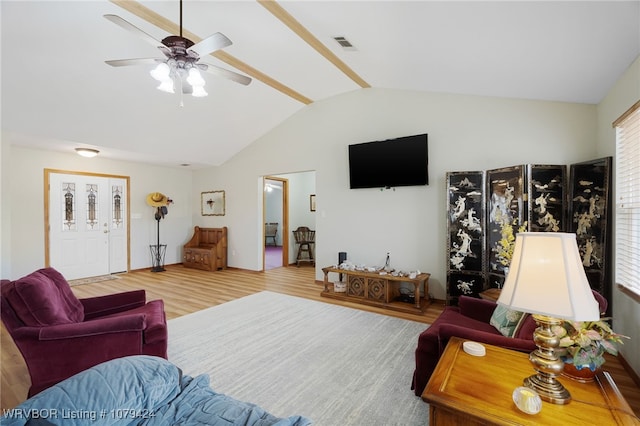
[458,296,498,323]
[439,323,537,353]
[38,314,146,340]
[81,290,146,319]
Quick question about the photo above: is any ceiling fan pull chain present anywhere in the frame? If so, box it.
[179,75,185,107]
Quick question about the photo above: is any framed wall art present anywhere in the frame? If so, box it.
[310,194,316,212]
[201,190,225,216]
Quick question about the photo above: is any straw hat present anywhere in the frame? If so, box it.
[146,192,168,207]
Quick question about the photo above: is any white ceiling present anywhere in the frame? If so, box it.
[2,1,639,168]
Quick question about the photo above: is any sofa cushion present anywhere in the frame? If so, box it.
[5,268,84,327]
[489,305,527,338]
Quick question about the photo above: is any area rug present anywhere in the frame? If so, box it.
[68,274,120,287]
[167,291,430,426]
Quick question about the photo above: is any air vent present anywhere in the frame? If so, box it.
[333,36,356,51]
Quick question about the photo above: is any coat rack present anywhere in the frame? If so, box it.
[146,192,171,272]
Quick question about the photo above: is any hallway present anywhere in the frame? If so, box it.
[265,245,283,270]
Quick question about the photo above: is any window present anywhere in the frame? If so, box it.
[614,100,640,299]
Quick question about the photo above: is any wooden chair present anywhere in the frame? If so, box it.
[183,227,228,271]
[293,226,315,267]
[265,223,278,246]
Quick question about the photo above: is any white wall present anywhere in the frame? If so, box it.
[596,55,640,377]
[1,143,193,279]
[0,136,8,279]
[193,88,597,300]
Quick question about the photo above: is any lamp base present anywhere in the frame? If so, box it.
[526,314,571,405]
[524,374,571,405]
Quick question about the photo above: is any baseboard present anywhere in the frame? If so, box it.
[619,353,640,388]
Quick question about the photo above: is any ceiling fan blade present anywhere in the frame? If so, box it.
[105,58,162,67]
[188,33,232,57]
[200,63,252,86]
[104,14,163,49]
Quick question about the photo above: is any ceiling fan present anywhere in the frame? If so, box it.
[104,0,251,98]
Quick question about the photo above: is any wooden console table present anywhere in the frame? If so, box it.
[321,266,430,314]
[423,337,638,425]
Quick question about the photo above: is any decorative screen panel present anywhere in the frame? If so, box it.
[446,172,486,273]
[447,271,485,302]
[528,164,566,232]
[569,157,612,300]
[446,171,486,305]
[486,165,526,276]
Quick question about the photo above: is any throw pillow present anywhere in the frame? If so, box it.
[490,305,527,338]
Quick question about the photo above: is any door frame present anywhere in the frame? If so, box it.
[263,176,288,269]
[44,169,131,273]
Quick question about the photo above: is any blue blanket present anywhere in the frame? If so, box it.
[1,356,311,426]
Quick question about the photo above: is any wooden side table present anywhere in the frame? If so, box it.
[422,337,638,425]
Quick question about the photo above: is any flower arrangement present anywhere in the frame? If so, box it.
[553,319,629,371]
[495,218,527,267]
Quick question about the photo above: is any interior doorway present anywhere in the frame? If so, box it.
[263,171,317,270]
[263,177,288,270]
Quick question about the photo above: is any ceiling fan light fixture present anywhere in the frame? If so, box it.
[157,79,175,93]
[187,68,205,87]
[75,148,99,158]
[192,85,208,97]
[150,62,171,81]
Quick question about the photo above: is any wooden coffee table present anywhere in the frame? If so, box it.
[422,337,638,425]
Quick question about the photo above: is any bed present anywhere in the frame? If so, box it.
[1,355,311,426]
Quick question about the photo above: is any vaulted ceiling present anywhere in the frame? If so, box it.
[2,1,639,168]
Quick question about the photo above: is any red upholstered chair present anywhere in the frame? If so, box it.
[411,290,608,397]
[1,268,168,397]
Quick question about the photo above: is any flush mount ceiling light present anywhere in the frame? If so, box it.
[75,148,100,158]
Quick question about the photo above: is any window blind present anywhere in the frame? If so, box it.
[615,101,640,297]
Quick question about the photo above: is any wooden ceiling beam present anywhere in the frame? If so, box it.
[258,0,370,89]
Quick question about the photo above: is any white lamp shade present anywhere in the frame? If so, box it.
[497,232,599,321]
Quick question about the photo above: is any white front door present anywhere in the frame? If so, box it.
[47,171,128,280]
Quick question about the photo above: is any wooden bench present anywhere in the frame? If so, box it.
[183,226,228,271]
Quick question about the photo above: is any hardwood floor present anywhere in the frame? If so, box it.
[2,264,639,418]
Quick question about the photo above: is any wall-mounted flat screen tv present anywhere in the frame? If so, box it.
[348,133,428,189]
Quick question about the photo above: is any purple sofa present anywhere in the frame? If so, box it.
[1,267,168,397]
[411,291,608,397]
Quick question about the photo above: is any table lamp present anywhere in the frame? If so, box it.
[497,232,599,405]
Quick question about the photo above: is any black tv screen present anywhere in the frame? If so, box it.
[348,133,428,189]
